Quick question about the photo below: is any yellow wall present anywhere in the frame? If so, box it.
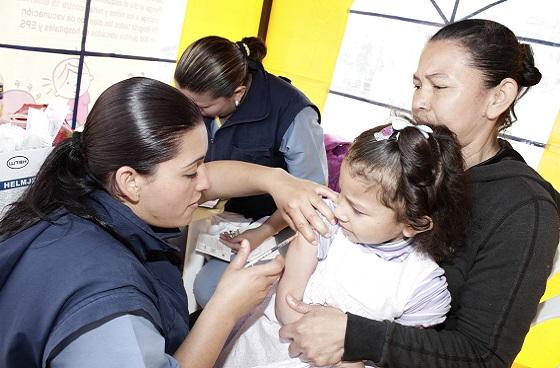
[538,110,560,190]
[176,0,264,60]
[262,0,353,110]
[514,318,560,367]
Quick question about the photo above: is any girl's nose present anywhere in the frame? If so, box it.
[333,202,349,223]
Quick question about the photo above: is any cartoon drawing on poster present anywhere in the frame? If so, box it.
[43,58,93,128]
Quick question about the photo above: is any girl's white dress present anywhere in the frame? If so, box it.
[216,224,450,368]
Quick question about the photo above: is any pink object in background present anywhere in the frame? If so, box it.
[2,89,36,117]
[324,134,351,193]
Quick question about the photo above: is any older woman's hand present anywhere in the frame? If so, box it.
[279,295,347,366]
[269,171,338,244]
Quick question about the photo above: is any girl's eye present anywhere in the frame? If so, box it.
[185,172,198,179]
[433,85,447,90]
[413,84,420,90]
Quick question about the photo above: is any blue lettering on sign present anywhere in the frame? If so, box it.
[0,176,36,191]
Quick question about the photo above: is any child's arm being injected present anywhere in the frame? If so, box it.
[275,232,319,325]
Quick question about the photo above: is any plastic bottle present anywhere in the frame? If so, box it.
[0,74,4,120]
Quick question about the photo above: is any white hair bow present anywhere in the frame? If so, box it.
[389,116,433,139]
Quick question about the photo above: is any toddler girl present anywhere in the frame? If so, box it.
[217,116,469,367]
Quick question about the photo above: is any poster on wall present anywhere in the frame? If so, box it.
[322,0,560,171]
[0,0,187,128]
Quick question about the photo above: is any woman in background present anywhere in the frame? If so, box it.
[174,36,328,307]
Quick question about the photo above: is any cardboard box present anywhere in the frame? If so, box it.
[0,146,53,216]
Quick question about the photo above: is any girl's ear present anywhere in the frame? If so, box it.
[485,77,518,120]
[114,166,142,203]
[403,216,433,237]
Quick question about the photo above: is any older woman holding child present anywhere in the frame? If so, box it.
[279,18,559,368]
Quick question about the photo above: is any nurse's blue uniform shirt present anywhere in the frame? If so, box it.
[0,191,189,367]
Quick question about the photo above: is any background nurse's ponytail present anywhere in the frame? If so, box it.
[238,37,267,63]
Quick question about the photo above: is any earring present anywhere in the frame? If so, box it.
[235,100,239,107]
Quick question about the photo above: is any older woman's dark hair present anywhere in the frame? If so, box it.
[431,19,542,131]
[345,119,469,261]
[174,36,266,98]
[0,77,202,237]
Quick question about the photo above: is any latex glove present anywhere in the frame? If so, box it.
[278,294,347,367]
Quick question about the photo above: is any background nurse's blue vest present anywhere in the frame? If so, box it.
[204,60,320,220]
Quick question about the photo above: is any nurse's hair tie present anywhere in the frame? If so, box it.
[235,41,250,58]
